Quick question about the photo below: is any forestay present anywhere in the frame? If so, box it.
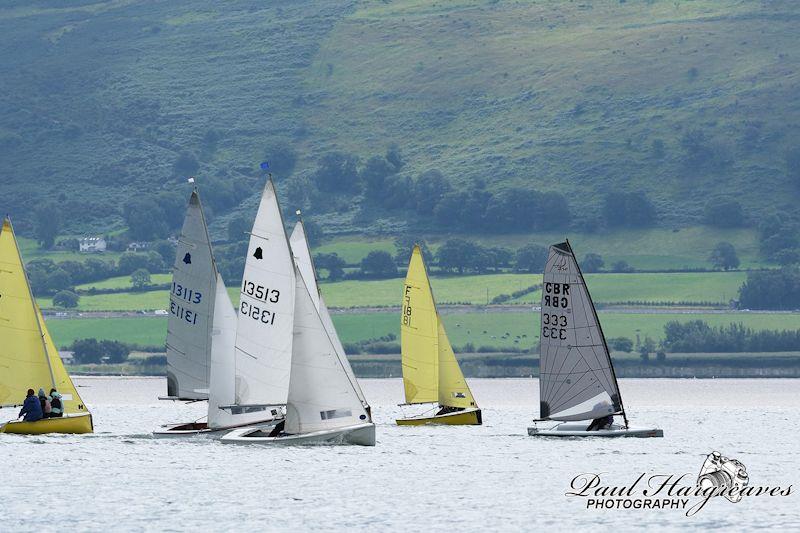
[284,267,369,435]
[400,245,439,404]
[166,190,216,399]
[539,241,623,421]
[0,218,88,415]
[289,221,369,413]
[234,180,295,406]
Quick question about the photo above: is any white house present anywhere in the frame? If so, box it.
[79,236,107,253]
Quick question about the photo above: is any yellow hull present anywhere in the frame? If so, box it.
[396,408,482,426]
[1,413,93,435]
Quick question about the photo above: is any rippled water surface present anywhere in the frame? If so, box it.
[1,378,798,531]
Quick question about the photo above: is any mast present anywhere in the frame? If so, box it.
[566,239,629,428]
[6,217,56,389]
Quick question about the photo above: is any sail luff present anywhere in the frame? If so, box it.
[565,239,628,426]
[436,314,477,408]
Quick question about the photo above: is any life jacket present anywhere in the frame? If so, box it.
[50,393,63,414]
[40,396,51,414]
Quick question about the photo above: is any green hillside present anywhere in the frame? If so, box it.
[1,0,799,242]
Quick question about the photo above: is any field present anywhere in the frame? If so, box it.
[317,226,766,270]
[40,270,747,311]
[46,311,800,353]
[75,273,171,291]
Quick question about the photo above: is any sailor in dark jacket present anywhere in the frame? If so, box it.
[18,388,43,422]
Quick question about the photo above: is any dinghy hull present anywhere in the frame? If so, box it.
[527,422,663,438]
[221,422,376,446]
[1,413,93,435]
[153,417,281,438]
[396,407,482,426]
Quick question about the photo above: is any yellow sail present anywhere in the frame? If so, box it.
[437,316,476,408]
[0,218,88,415]
[400,245,438,403]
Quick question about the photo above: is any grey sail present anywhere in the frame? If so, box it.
[165,190,217,399]
[539,241,623,421]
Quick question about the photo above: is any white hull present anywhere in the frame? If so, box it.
[221,422,376,446]
[528,422,663,438]
[153,417,281,439]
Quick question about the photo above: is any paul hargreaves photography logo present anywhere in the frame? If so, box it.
[566,451,792,517]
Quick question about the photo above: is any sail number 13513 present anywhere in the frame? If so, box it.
[240,279,280,325]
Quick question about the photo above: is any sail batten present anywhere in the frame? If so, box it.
[538,241,623,422]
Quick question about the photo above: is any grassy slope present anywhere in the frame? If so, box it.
[47,311,800,351]
[1,0,799,240]
[304,0,800,232]
[75,273,171,290]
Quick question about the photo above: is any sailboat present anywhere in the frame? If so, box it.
[527,241,663,438]
[221,264,375,446]
[0,217,93,434]
[154,189,280,437]
[288,219,371,420]
[396,245,481,426]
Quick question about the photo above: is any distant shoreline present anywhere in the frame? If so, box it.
[69,352,800,379]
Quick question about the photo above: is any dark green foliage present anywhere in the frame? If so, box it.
[314,252,346,280]
[603,192,656,228]
[227,214,251,243]
[638,336,656,360]
[611,260,635,273]
[53,290,79,308]
[34,203,60,249]
[662,319,800,352]
[303,220,324,247]
[71,338,130,364]
[413,170,451,215]
[757,214,800,261]
[394,235,432,263]
[580,253,604,273]
[122,198,169,241]
[786,148,800,184]
[313,152,360,193]
[680,129,732,172]
[704,199,745,228]
[361,154,400,201]
[359,250,397,278]
[709,242,740,270]
[152,240,176,266]
[263,140,297,179]
[173,152,199,178]
[436,239,506,274]
[117,253,150,275]
[514,243,548,273]
[130,268,151,289]
[608,337,633,352]
[738,267,800,309]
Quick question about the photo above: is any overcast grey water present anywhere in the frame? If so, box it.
[1,378,798,532]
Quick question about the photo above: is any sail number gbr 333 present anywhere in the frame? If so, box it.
[542,282,570,341]
[240,279,280,324]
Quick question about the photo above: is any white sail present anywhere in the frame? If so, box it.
[539,241,623,422]
[233,179,295,406]
[288,221,370,413]
[285,267,369,435]
[166,190,216,399]
[207,274,237,428]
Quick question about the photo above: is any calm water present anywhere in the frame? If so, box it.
[1,378,798,531]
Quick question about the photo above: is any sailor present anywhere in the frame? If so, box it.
[38,388,52,418]
[49,389,64,418]
[18,389,43,422]
[587,414,614,431]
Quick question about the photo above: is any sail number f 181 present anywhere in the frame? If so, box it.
[240,279,280,325]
